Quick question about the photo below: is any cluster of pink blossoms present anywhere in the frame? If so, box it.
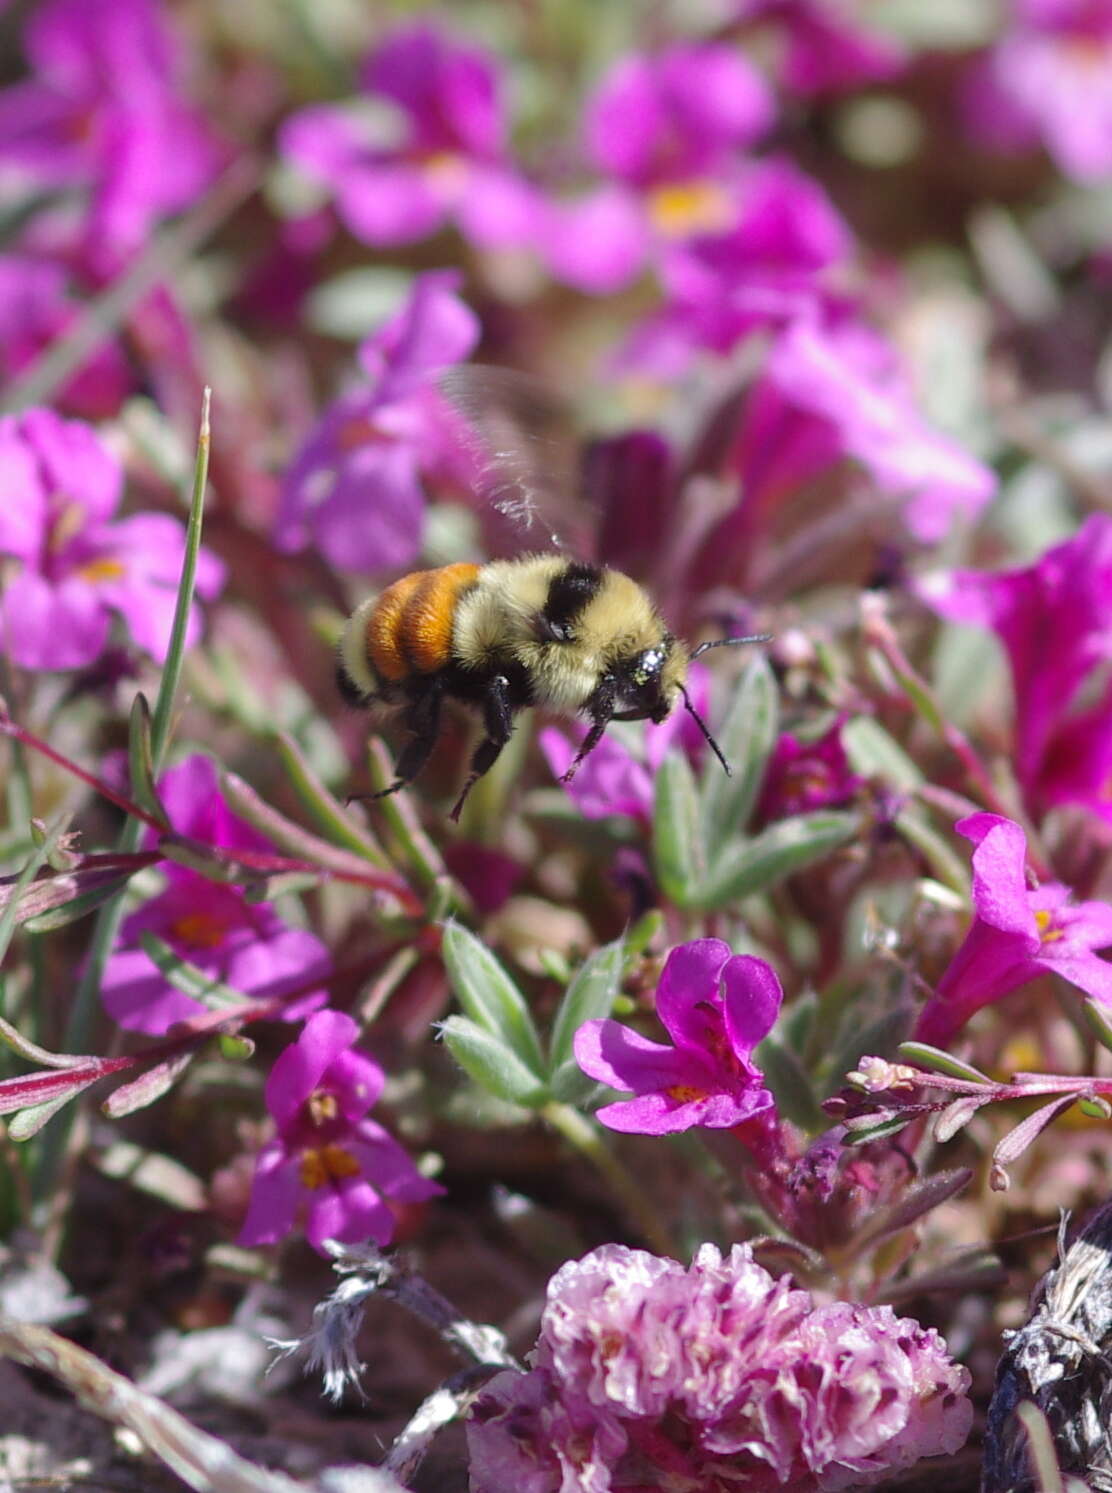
[467,1241,972,1493]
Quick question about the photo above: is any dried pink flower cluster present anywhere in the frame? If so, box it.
[467,1243,972,1493]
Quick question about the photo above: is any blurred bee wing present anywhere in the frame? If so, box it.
[437,365,593,558]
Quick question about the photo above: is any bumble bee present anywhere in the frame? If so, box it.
[337,551,762,821]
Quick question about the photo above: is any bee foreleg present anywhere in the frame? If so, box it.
[449,674,515,822]
[562,682,617,784]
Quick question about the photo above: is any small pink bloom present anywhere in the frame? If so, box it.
[274,270,479,574]
[101,756,331,1035]
[758,716,864,820]
[239,1009,442,1253]
[914,813,1112,1046]
[574,939,782,1133]
[279,21,537,251]
[0,409,223,671]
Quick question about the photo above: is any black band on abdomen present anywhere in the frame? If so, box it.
[541,562,603,641]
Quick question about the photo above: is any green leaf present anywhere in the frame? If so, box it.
[755,1038,826,1132]
[548,937,624,1082]
[272,731,390,868]
[842,716,922,790]
[698,810,858,910]
[897,1042,992,1084]
[0,815,72,974]
[441,922,545,1076]
[102,1053,195,1118]
[138,933,250,1012]
[441,1016,549,1109]
[1083,998,1112,1056]
[22,874,136,934]
[9,1091,88,1141]
[700,654,778,855]
[127,693,170,829]
[652,753,704,906]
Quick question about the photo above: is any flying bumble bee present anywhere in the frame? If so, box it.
[336,372,766,820]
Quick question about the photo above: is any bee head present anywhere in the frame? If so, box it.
[611,640,686,724]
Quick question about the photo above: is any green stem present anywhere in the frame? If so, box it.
[542,1101,678,1258]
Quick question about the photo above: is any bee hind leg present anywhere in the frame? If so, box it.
[347,682,442,805]
[449,674,515,822]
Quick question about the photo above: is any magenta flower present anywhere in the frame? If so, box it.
[737,0,908,96]
[0,408,224,671]
[274,271,479,574]
[540,43,775,293]
[0,255,132,417]
[279,21,536,251]
[539,666,711,825]
[758,716,864,821]
[622,158,855,376]
[963,0,1112,183]
[913,813,1112,1047]
[573,939,782,1133]
[689,318,995,589]
[0,0,223,272]
[239,1009,442,1254]
[467,1242,972,1493]
[101,756,331,1035]
[917,515,1112,819]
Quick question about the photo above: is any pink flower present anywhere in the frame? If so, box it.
[737,0,908,97]
[913,813,1112,1047]
[539,44,775,293]
[622,158,855,377]
[0,0,224,273]
[239,1009,442,1253]
[573,940,782,1133]
[279,21,537,251]
[538,665,710,825]
[692,319,996,588]
[274,271,479,574]
[758,717,864,821]
[467,1242,972,1493]
[100,756,331,1035]
[0,408,224,671]
[916,515,1112,820]
[964,0,1112,183]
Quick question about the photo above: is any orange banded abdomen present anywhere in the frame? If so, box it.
[366,563,480,682]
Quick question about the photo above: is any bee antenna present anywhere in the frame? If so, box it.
[690,633,773,660]
[679,682,732,778]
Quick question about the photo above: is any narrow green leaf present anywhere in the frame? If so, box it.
[127,693,170,828]
[148,388,211,767]
[698,810,858,910]
[10,1090,91,1140]
[441,1015,549,1108]
[843,1112,913,1144]
[623,909,663,965]
[755,1038,825,1132]
[652,753,703,907]
[102,1053,195,1118]
[548,937,624,1078]
[0,1016,92,1069]
[1077,1095,1112,1119]
[700,654,778,855]
[1083,998,1112,1056]
[273,730,390,868]
[138,933,249,1012]
[842,716,922,790]
[897,1042,992,1084]
[0,815,71,974]
[22,874,135,934]
[441,922,545,1076]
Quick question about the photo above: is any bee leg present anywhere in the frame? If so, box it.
[561,684,617,784]
[348,683,442,803]
[449,674,514,822]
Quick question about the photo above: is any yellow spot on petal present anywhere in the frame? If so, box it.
[422,151,469,197]
[300,1143,360,1190]
[169,911,228,949]
[308,1090,339,1127]
[1034,908,1064,943]
[647,180,734,238]
[77,556,126,583]
[666,1084,707,1104]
